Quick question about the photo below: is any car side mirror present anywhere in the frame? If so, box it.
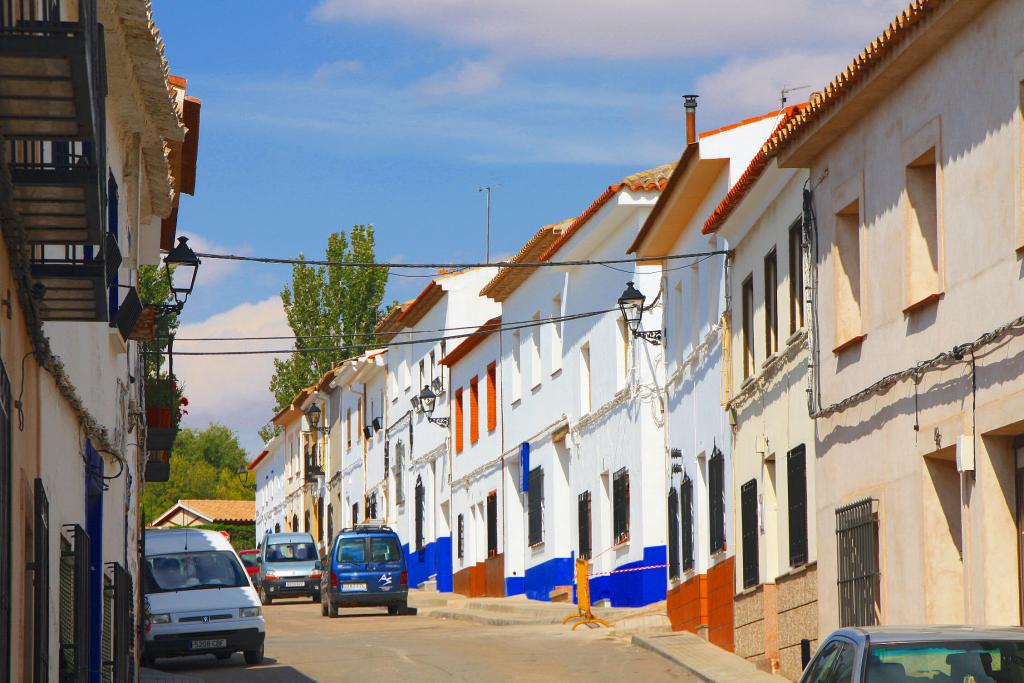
[314,560,322,570]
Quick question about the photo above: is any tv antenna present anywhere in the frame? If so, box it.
[478,184,500,263]
[781,84,810,108]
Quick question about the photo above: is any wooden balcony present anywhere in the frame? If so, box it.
[29,232,119,321]
[0,0,105,142]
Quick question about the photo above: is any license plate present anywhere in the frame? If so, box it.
[191,638,227,650]
[341,583,366,592]
[285,581,304,588]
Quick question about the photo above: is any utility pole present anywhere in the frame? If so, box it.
[479,185,496,263]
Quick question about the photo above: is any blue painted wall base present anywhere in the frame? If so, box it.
[524,554,574,601]
[587,546,667,608]
[505,576,525,596]
[403,536,452,591]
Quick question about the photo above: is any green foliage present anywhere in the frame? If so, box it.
[268,225,388,415]
[137,264,179,380]
[142,424,254,523]
[257,422,282,445]
[178,523,256,552]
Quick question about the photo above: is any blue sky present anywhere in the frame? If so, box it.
[154,0,907,455]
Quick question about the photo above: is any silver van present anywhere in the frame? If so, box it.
[255,532,321,605]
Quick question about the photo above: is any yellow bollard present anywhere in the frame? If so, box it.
[563,558,610,630]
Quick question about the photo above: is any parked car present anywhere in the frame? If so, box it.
[321,522,408,618]
[239,549,260,584]
[255,531,321,604]
[142,528,265,667]
[799,626,1024,683]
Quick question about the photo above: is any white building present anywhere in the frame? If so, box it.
[250,434,286,541]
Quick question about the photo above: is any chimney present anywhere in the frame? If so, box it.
[683,94,699,145]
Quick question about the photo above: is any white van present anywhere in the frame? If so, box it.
[142,528,266,667]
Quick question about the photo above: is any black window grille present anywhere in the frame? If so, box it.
[60,524,90,683]
[612,468,630,545]
[394,442,405,506]
[351,503,358,526]
[101,574,113,683]
[789,218,805,334]
[708,448,726,554]
[315,497,323,543]
[741,479,759,589]
[681,475,694,571]
[34,479,49,683]
[457,514,464,559]
[414,476,425,551]
[836,498,879,627]
[578,491,592,561]
[108,563,131,683]
[667,487,680,580]
[291,514,298,533]
[787,445,809,567]
[327,503,334,544]
[304,510,310,533]
[367,492,378,521]
[0,362,10,676]
[527,468,544,546]
[486,492,498,558]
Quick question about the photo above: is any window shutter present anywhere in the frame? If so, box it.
[470,377,480,445]
[681,476,694,571]
[528,468,544,545]
[741,479,759,589]
[415,476,425,551]
[486,491,498,557]
[613,468,629,544]
[457,514,464,559]
[486,362,497,432]
[667,487,680,580]
[454,388,464,454]
[787,445,808,567]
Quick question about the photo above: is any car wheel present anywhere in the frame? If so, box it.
[311,593,319,603]
[141,654,155,669]
[259,585,272,606]
[215,652,232,660]
[328,602,339,618]
[388,604,399,615]
[320,592,328,616]
[243,643,264,666]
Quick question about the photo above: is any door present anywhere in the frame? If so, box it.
[365,535,403,596]
[335,537,373,594]
[1016,439,1024,623]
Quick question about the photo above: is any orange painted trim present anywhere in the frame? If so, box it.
[698,108,787,139]
[168,74,187,89]
[832,333,867,355]
[902,291,943,315]
[247,449,269,470]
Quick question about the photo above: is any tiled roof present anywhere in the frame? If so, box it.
[440,317,502,367]
[764,0,947,157]
[702,105,806,235]
[373,301,410,342]
[539,162,675,262]
[247,450,269,471]
[152,499,255,526]
[479,220,571,301]
[626,145,700,254]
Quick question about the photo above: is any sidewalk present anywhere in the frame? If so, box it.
[632,631,790,683]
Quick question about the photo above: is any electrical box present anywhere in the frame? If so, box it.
[956,435,975,472]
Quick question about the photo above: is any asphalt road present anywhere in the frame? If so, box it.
[150,598,695,682]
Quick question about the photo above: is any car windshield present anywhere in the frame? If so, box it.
[239,553,258,568]
[144,551,248,593]
[265,542,316,563]
[867,640,1024,682]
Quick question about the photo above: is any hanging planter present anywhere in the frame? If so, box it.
[145,376,187,452]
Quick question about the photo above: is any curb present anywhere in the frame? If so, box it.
[630,633,789,683]
[631,635,719,683]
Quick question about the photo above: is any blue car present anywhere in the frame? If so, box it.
[320,522,408,617]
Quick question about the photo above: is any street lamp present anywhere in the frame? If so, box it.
[235,467,256,491]
[305,402,323,433]
[416,385,449,428]
[163,236,201,311]
[618,281,662,345]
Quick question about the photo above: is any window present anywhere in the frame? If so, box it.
[789,220,805,334]
[107,174,120,320]
[742,275,755,379]
[550,294,563,374]
[511,330,522,402]
[612,468,630,545]
[457,514,465,559]
[617,318,630,388]
[580,343,592,414]
[836,498,879,626]
[414,476,425,551]
[681,475,694,571]
[741,479,759,588]
[787,445,808,567]
[527,467,544,546]
[709,448,726,554]
[469,376,479,445]
[0,363,10,673]
[351,503,358,525]
[835,199,864,346]
[578,491,592,561]
[357,399,362,443]
[530,314,541,388]
[60,525,89,681]
[429,351,435,384]
[668,488,680,580]
[367,493,377,521]
[304,510,310,532]
[486,362,497,433]
[33,479,49,683]
[905,147,940,307]
[454,388,464,454]
[346,408,352,450]
[764,249,778,357]
[419,358,425,391]
[486,491,498,558]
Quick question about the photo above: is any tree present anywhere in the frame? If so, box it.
[141,424,253,521]
[267,225,388,416]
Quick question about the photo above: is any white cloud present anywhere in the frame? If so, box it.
[417,59,505,97]
[178,231,251,289]
[311,0,909,61]
[174,297,290,455]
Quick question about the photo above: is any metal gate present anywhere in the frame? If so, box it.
[741,480,759,589]
[836,498,879,627]
[667,488,680,580]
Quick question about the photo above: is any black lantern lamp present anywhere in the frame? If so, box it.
[305,402,323,433]
[163,236,201,311]
[618,281,662,345]
[416,385,449,428]
[235,467,256,491]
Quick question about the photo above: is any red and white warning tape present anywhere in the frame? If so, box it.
[587,563,668,578]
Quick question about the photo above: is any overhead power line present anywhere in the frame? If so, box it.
[152,308,618,357]
[194,250,730,270]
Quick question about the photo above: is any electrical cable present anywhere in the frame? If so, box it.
[149,308,615,356]
[195,249,730,270]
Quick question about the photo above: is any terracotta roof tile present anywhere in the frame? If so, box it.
[178,499,255,523]
[765,0,946,157]
[440,317,502,367]
[479,220,572,301]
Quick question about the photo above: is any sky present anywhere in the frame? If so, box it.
[154,0,909,458]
